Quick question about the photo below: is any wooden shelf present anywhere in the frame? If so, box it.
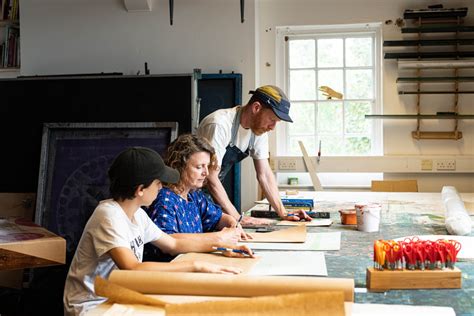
[398,59,474,69]
[412,131,463,140]
[404,7,468,20]
[397,76,474,83]
[399,90,474,95]
[385,51,474,59]
[401,25,474,33]
[384,39,474,47]
[365,114,474,119]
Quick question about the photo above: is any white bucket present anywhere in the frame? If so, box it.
[355,203,381,232]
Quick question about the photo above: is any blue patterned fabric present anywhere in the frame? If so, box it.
[146,187,222,234]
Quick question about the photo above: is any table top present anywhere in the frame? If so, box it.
[252,191,474,315]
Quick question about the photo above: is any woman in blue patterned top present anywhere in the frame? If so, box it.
[146,134,248,251]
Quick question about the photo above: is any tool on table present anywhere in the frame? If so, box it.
[445,239,461,269]
[374,237,462,271]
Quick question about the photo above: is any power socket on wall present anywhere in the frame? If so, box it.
[278,159,297,170]
[435,159,456,171]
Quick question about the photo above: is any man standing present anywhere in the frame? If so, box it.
[197,85,311,225]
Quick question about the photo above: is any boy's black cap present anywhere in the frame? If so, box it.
[249,85,293,122]
[108,147,179,186]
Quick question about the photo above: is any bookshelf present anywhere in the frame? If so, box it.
[1,0,20,72]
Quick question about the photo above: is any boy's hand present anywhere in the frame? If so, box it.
[221,244,255,258]
[194,261,242,274]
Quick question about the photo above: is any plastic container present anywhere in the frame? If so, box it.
[339,209,357,225]
[355,203,381,232]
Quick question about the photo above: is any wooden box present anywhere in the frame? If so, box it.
[366,267,462,292]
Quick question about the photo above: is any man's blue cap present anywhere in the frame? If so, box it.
[249,85,293,123]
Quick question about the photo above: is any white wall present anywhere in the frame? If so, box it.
[19,0,259,211]
[15,0,474,211]
[257,0,474,192]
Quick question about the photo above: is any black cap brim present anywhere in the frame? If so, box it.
[158,166,180,184]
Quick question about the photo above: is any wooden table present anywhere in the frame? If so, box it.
[259,191,474,315]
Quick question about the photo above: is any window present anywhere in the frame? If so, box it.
[276,24,382,157]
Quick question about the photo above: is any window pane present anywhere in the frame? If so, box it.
[317,38,343,67]
[289,136,316,156]
[346,37,372,67]
[346,69,373,99]
[289,39,315,69]
[288,102,316,135]
[318,69,343,100]
[345,137,371,155]
[345,101,371,134]
[290,70,316,100]
[320,135,344,155]
[317,101,342,134]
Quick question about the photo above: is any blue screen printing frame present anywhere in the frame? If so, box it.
[34,122,178,258]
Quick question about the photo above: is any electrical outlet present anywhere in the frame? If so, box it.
[278,159,297,170]
[421,159,433,171]
[435,159,456,171]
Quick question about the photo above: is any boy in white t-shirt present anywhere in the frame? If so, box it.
[63,147,253,316]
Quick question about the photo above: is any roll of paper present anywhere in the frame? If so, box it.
[442,186,472,236]
[108,270,354,302]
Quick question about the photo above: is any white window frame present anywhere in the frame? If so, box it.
[275,23,383,157]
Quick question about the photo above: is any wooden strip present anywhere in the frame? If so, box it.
[385,52,474,59]
[366,267,462,292]
[411,131,463,140]
[401,25,474,33]
[298,141,322,191]
[366,114,474,119]
[384,39,474,47]
[397,76,474,82]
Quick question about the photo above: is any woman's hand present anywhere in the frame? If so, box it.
[237,224,253,241]
[284,209,312,221]
[217,227,240,244]
[194,261,242,274]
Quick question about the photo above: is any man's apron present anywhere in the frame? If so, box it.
[218,107,256,181]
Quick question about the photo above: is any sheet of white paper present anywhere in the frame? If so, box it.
[243,232,341,251]
[394,235,474,259]
[351,303,455,316]
[249,251,327,276]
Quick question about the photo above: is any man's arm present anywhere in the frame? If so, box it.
[253,159,311,221]
[206,167,241,219]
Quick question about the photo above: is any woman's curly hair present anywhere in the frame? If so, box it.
[164,134,218,194]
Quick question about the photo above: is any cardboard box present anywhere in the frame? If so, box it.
[0,193,37,289]
[0,217,66,272]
